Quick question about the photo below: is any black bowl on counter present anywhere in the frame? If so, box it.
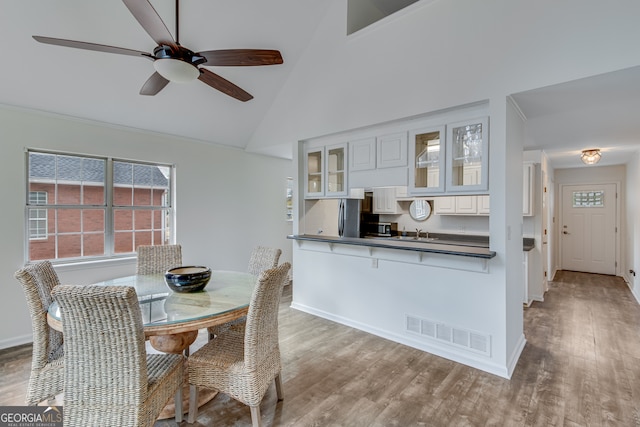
[164,266,212,293]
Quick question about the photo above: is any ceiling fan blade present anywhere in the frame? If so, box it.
[198,49,283,66]
[198,68,253,102]
[140,72,169,96]
[33,36,153,59]
[122,0,177,49]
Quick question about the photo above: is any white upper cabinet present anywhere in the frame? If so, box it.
[304,143,348,198]
[372,186,407,214]
[478,195,490,215]
[408,126,446,195]
[304,146,324,198]
[326,143,348,197]
[349,137,376,171]
[446,117,489,193]
[377,132,408,168]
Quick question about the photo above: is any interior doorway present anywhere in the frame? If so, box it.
[560,183,617,275]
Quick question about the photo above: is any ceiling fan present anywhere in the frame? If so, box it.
[32,0,283,102]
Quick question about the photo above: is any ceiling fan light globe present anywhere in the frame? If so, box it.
[153,58,199,83]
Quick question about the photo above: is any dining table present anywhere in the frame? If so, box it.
[46,269,257,419]
[47,270,257,354]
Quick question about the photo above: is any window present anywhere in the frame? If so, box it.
[26,150,174,262]
[28,191,48,240]
[572,191,604,208]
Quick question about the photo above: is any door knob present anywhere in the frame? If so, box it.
[563,231,570,235]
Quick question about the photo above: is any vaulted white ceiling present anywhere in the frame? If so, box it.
[0,0,331,153]
[2,1,640,169]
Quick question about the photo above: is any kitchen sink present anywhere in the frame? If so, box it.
[391,236,438,242]
[373,236,438,242]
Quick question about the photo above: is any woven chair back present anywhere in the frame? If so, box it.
[52,285,149,405]
[14,260,63,368]
[247,246,282,276]
[244,262,291,371]
[136,244,182,275]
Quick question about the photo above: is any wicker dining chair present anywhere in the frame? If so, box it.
[188,262,291,427]
[14,260,65,406]
[136,244,182,275]
[208,246,282,340]
[247,246,282,277]
[52,285,185,427]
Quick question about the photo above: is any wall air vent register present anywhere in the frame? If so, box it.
[406,314,491,356]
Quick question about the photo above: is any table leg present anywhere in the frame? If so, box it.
[149,330,198,354]
[149,331,217,420]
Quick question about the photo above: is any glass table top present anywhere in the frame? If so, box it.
[48,270,257,327]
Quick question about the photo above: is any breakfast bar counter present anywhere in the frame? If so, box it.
[288,234,496,258]
[288,234,533,259]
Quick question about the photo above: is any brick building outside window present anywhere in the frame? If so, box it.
[26,150,173,262]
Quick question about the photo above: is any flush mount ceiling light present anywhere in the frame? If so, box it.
[581,148,601,165]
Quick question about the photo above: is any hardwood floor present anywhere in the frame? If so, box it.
[2,271,640,426]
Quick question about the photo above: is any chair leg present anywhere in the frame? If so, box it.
[250,405,262,427]
[187,385,198,423]
[174,387,183,423]
[275,374,284,401]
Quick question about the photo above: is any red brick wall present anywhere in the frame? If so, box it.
[29,183,167,261]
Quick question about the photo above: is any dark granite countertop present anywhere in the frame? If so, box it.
[288,233,534,259]
[288,234,498,259]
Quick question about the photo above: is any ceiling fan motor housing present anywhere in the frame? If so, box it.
[153,45,205,66]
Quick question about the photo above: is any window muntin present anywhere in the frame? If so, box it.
[572,191,604,208]
[28,191,48,240]
[26,150,173,263]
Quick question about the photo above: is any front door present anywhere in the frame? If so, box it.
[561,183,617,275]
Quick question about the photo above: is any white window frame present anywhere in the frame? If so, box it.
[25,149,175,264]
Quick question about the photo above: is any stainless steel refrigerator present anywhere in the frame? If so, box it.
[338,199,361,237]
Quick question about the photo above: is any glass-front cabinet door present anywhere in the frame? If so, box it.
[304,143,348,198]
[325,143,347,197]
[305,147,323,198]
[446,117,489,192]
[409,126,445,195]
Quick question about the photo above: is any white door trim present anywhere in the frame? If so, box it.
[558,181,620,276]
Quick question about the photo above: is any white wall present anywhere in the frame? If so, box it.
[626,153,640,303]
[0,106,293,349]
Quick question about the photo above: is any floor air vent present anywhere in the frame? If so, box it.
[405,315,490,356]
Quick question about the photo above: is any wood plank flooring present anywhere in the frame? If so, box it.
[2,271,639,426]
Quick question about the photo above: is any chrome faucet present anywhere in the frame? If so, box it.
[415,228,422,239]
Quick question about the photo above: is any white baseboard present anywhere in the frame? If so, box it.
[506,333,526,379]
[624,275,640,305]
[0,334,32,351]
[290,301,512,379]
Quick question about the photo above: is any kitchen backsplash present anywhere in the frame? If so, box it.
[378,208,489,236]
[302,199,489,237]
[303,199,340,235]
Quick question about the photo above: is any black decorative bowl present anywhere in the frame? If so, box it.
[164,266,212,293]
